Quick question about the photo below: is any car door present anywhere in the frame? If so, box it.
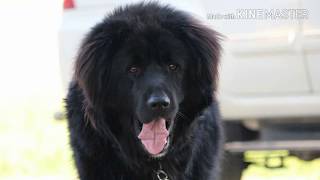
[303,0,320,93]
[203,0,310,95]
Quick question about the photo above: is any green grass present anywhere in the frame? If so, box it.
[242,151,320,180]
[0,101,77,180]
[0,102,320,180]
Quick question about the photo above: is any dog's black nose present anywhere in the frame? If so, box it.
[147,94,170,110]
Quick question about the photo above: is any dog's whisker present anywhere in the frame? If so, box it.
[177,111,190,121]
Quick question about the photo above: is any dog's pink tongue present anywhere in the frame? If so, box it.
[138,118,169,155]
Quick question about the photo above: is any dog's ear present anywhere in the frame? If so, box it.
[74,20,129,126]
[179,17,222,109]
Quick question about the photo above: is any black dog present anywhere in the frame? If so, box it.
[66,2,223,180]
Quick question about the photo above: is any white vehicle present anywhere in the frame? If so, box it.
[58,0,320,179]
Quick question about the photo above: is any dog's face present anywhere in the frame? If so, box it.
[111,29,188,156]
[75,4,221,159]
[119,30,186,121]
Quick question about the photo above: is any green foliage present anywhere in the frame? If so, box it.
[0,104,77,180]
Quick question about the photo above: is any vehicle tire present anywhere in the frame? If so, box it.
[221,153,245,180]
[220,121,257,180]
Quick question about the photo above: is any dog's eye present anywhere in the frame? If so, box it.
[128,66,140,74]
[168,64,179,71]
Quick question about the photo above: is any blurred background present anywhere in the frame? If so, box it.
[0,0,319,179]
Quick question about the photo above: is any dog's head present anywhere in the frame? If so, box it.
[74,2,221,158]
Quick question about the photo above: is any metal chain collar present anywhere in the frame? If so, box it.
[155,163,169,180]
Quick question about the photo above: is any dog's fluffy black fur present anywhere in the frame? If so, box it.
[66,2,223,180]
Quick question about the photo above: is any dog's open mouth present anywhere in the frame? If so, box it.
[137,118,174,158]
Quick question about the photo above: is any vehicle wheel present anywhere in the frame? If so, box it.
[221,152,245,180]
[220,121,257,180]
